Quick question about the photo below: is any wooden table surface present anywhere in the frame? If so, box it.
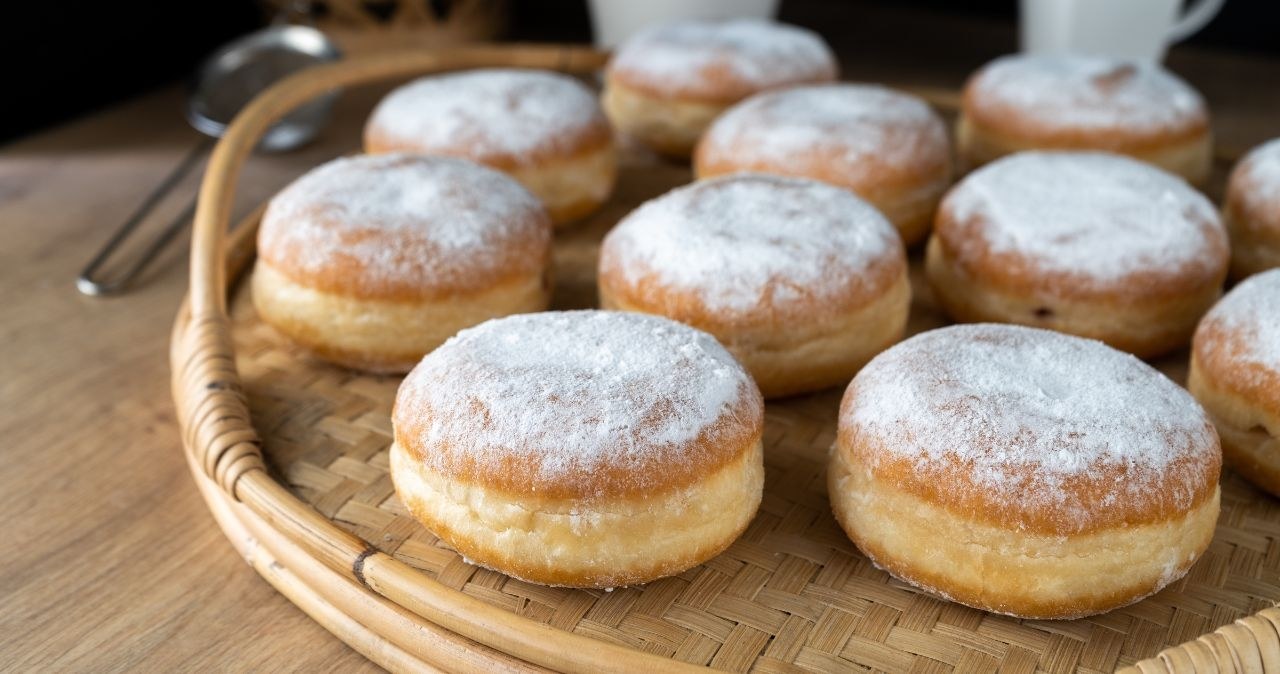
[3,9,1278,671]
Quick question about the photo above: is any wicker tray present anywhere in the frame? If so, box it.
[171,45,1280,673]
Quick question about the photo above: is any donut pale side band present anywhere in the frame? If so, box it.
[925,237,1222,358]
[601,274,908,398]
[1223,139,1280,279]
[253,261,550,374]
[830,457,1219,619]
[956,115,1212,185]
[1189,270,1280,496]
[601,81,729,158]
[1190,362,1280,495]
[506,142,617,224]
[365,136,617,227]
[391,438,763,588]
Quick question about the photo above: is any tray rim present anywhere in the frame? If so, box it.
[169,43,1278,674]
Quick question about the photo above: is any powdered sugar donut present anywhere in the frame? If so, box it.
[599,174,908,398]
[1224,139,1280,279]
[365,69,615,225]
[390,310,764,587]
[1190,269,1280,495]
[926,151,1228,357]
[253,154,552,373]
[831,323,1221,619]
[958,54,1211,184]
[694,84,952,245]
[603,18,837,157]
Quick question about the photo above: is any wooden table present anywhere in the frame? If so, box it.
[3,12,1278,670]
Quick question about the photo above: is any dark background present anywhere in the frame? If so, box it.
[3,0,1277,145]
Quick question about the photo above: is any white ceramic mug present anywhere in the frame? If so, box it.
[587,0,781,48]
[1020,0,1225,62]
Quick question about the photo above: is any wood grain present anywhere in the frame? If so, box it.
[0,87,377,672]
[3,7,1280,669]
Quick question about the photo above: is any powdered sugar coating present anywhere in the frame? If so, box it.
[1231,138,1280,213]
[842,324,1218,533]
[967,54,1206,136]
[967,54,1205,135]
[941,152,1225,288]
[366,69,608,164]
[393,311,762,498]
[258,153,549,298]
[608,18,836,101]
[698,84,949,180]
[1197,269,1280,379]
[601,174,902,317]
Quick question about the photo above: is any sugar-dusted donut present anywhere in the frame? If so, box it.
[253,154,552,372]
[958,54,1211,184]
[831,323,1221,619]
[1223,138,1280,279]
[695,84,951,245]
[1190,269,1280,495]
[603,18,836,157]
[391,310,764,587]
[365,69,616,225]
[599,174,908,398]
[926,151,1228,357]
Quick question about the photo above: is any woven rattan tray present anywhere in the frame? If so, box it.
[171,45,1280,673]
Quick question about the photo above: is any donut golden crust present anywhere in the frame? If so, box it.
[364,69,616,225]
[602,279,908,399]
[598,175,910,398]
[694,85,952,246]
[958,54,1211,184]
[254,154,553,372]
[832,324,1221,619]
[1189,270,1280,496]
[252,262,550,373]
[603,18,836,157]
[925,238,1223,358]
[1223,139,1280,279]
[601,83,728,158]
[926,152,1228,358]
[391,311,765,588]
[390,439,762,587]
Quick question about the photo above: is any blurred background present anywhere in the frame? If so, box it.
[5,0,1278,144]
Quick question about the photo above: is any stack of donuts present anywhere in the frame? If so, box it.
[250,17,1280,620]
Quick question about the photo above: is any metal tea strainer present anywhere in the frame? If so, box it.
[77,24,341,296]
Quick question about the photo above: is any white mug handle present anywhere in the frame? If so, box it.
[1168,0,1225,43]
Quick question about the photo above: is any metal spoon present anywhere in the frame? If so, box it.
[77,24,341,296]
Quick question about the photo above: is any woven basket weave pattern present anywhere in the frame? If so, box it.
[227,188,1280,671]
[173,45,1280,672]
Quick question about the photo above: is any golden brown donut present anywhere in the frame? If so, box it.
[958,54,1211,184]
[694,84,952,246]
[390,310,764,588]
[832,323,1221,619]
[1223,139,1280,279]
[1189,269,1280,496]
[926,151,1228,358]
[602,18,837,158]
[253,154,553,373]
[599,174,909,398]
[365,69,616,225]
